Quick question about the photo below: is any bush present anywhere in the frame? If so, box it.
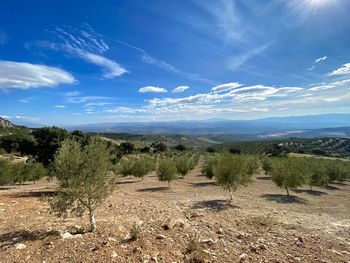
[157,158,178,187]
[213,153,254,201]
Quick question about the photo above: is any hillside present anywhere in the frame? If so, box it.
[0,117,13,128]
[218,137,350,158]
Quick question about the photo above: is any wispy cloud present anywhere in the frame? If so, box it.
[41,25,127,79]
[227,42,272,70]
[329,63,350,76]
[139,86,168,93]
[0,60,75,90]
[212,82,242,93]
[172,86,189,93]
[54,105,66,108]
[19,99,28,103]
[101,37,213,84]
[315,56,327,63]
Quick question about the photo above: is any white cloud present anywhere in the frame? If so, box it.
[54,105,66,108]
[0,60,75,90]
[139,86,168,93]
[329,63,350,76]
[307,65,316,71]
[15,115,39,121]
[19,99,28,103]
[0,115,11,119]
[315,56,327,63]
[67,47,127,78]
[172,86,190,93]
[104,107,146,114]
[212,82,242,93]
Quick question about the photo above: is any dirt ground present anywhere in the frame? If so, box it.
[0,159,349,263]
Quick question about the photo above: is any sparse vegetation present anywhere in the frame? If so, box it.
[157,158,178,187]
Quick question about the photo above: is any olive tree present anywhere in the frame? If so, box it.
[50,137,113,232]
[131,157,155,180]
[270,158,306,196]
[157,158,178,187]
[201,154,218,179]
[213,153,254,201]
[174,155,190,178]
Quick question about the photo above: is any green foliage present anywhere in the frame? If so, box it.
[120,142,135,154]
[174,154,191,178]
[50,137,113,232]
[201,154,218,179]
[0,159,47,186]
[174,144,186,151]
[32,127,69,166]
[261,157,273,174]
[213,153,254,200]
[153,142,168,153]
[157,158,178,187]
[130,157,155,180]
[115,158,134,177]
[270,157,306,196]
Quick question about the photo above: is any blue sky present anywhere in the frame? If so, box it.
[1,0,350,125]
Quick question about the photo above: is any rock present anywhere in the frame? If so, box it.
[133,247,142,254]
[108,237,117,242]
[150,256,158,262]
[200,239,214,245]
[163,218,187,230]
[60,232,82,239]
[156,234,166,240]
[297,236,304,243]
[15,243,26,250]
[239,253,248,262]
[217,228,224,234]
[259,244,268,250]
[90,246,99,252]
[111,251,118,258]
[249,244,258,253]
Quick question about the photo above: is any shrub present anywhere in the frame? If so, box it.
[157,158,178,187]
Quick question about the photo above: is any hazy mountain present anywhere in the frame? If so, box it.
[64,114,350,135]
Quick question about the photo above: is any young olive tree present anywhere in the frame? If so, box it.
[213,153,254,201]
[174,155,190,178]
[50,137,113,232]
[157,158,178,187]
[115,158,134,178]
[131,157,155,180]
[201,154,218,179]
[270,157,306,196]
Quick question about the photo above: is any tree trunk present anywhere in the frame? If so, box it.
[229,189,233,201]
[89,210,96,232]
[309,184,313,191]
[168,181,171,188]
[285,185,290,196]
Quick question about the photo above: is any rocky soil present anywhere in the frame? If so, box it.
[0,160,349,262]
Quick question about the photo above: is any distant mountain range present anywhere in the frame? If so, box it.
[60,113,350,139]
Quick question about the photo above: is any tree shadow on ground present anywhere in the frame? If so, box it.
[256,176,271,181]
[191,182,216,188]
[324,185,340,190]
[191,199,240,211]
[332,181,349,186]
[292,189,327,196]
[261,194,307,204]
[12,190,57,198]
[0,230,60,250]
[137,186,169,192]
